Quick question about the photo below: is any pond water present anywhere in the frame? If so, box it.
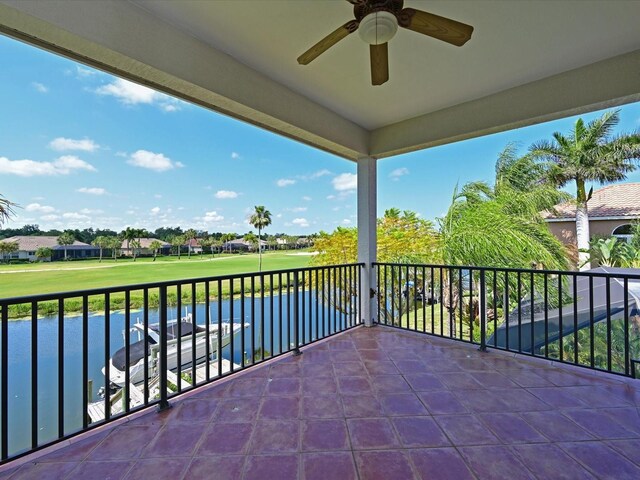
[2,292,354,456]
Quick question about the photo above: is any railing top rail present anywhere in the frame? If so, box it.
[0,262,365,305]
[372,262,640,280]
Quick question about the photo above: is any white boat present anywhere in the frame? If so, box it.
[103,313,248,387]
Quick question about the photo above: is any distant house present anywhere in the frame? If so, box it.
[185,238,203,254]
[0,236,98,261]
[120,238,171,256]
[222,239,267,252]
[543,183,640,249]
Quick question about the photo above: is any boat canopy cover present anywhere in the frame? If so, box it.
[150,321,205,340]
[487,267,640,353]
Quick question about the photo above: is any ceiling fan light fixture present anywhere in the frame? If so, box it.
[358,10,398,45]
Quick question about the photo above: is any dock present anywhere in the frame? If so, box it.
[87,357,239,423]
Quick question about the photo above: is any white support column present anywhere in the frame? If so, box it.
[357,156,377,327]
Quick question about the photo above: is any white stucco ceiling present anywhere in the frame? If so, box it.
[1,0,639,160]
[132,0,640,130]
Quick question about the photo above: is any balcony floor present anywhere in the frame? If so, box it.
[5,325,640,479]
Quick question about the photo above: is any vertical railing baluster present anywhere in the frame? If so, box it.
[293,271,301,355]
[606,277,612,372]
[323,268,327,334]
[439,268,443,336]
[333,268,337,333]
[260,274,265,361]
[469,269,474,343]
[558,275,563,362]
[308,270,313,337]
[624,277,630,376]
[229,279,234,374]
[270,274,274,355]
[104,293,111,420]
[240,278,245,368]
[301,271,306,342]
[413,266,418,331]
[504,272,509,350]
[573,274,578,365]
[544,274,549,358]
[176,285,182,392]
[143,289,149,404]
[479,270,486,351]
[287,272,291,350]
[58,298,64,438]
[530,271,535,356]
[192,283,197,384]
[1,303,8,460]
[458,269,463,341]
[315,269,319,337]
[251,276,256,363]
[589,276,594,368]
[32,301,40,444]
[492,270,498,348]
[205,282,211,380]
[217,279,223,376]
[124,291,130,412]
[279,273,283,353]
[517,272,522,353]
[158,286,170,411]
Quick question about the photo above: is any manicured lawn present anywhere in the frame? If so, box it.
[0,252,312,298]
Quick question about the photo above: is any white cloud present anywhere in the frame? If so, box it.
[302,196,312,201]
[327,195,336,200]
[215,190,239,199]
[276,214,283,218]
[80,208,103,215]
[309,169,331,179]
[287,207,307,212]
[31,82,48,93]
[40,214,60,221]
[389,167,409,180]
[154,194,162,199]
[76,66,97,78]
[62,212,90,220]
[95,78,181,111]
[150,207,161,216]
[202,211,224,223]
[127,150,183,172]
[292,218,310,228]
[77,187,106,195]
[332,173,357,191]
[50,137,99,152]
[342,219,352,225]
[25,203,55,213]
[0,155,96,176]
[231,152,241,160]
[277,178,296,187]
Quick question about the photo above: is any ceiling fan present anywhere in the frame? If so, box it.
[297,0,473,86]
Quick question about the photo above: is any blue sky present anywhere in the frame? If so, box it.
[1,34,639,235]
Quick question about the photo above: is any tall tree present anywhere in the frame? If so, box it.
[92,236,109,262]
[170,235,185,259]
[57,231,76,261]
[35,247,53,262]
[149,240,163,261]
[107,236,121,261]
[249,206,272,271]
[529,110,640,270]
[184,228,197,258]
[122,227,137,257]
[0,241,19,263]
[440,144,570,270]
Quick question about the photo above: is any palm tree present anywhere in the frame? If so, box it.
[529,110,640,270]
[108,236,121,261]
[0,194,18,227]
[122,227,137,257]
[57,231,76,261]
[184,228,197,258]
[149,240,163,261]
[35,247,53,262]
[170,235,185,259]
[92,236,109,262]
[249,206,272,271]
[221,233,236,253]
[130,239,141,261]
[243,232,258,251]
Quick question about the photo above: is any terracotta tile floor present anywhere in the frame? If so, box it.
[5,325,640,479]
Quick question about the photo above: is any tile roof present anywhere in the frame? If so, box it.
[542,183,640,220]
[0,236,92,250]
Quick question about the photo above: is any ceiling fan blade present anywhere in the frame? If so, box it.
[297,20,359,65]
[398,8,473,46]
[370,43,389,86]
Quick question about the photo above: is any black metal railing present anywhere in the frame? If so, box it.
[374,262,640,378]
[0,263,363,463]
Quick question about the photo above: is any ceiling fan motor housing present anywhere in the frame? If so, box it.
[355,0,404,45]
